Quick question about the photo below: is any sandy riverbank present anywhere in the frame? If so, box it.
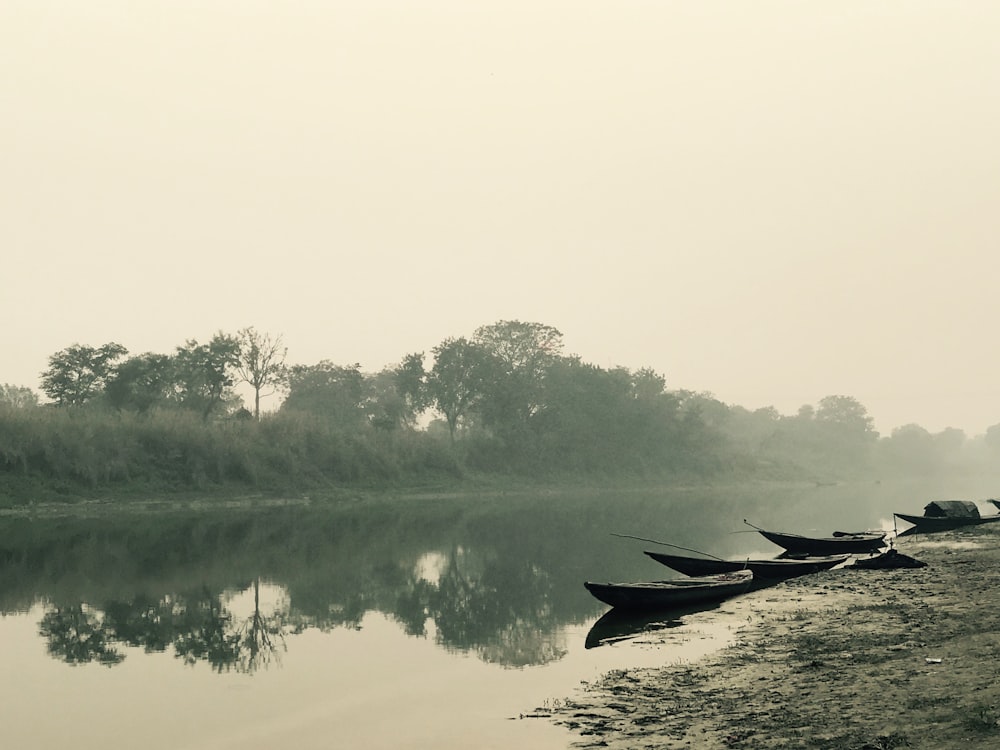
[543,527,1000,749]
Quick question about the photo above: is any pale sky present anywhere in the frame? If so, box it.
[3,2,999,437]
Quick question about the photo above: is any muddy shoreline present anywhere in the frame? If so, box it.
[544,528,1000,749]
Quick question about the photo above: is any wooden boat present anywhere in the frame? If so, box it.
[643,550,849,579]
[583,569,753,611]
[894,512,1000,533]
[756,528,886,555]
[894,500,1000,534]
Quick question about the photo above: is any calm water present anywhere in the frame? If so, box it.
[2,477,996,749]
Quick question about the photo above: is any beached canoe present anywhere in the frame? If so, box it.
[757,529,886,555]
[894,512,1000,533]
[894,500,1000,534]
[643,550,849,579]
[583,570,754,611]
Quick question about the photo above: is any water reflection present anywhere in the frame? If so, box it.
[584,601,723,650]
[0,483,922,674]
[37,578,290,673]
[30,549,566,672]
[0,501,610,672]
[39,604,126,666]
[423,546,566,666]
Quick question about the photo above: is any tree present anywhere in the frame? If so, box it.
[103,353,173,414]
[814,395,878,472]
[815,395,877,438]
[40,342,129,406]
[171,334,241,420]
[877,423,937,475]
[933,427,966,456]
[0,383,39,408]
[528,358,635,470]
[234,327,288,420]
[282,361,366,426]
[396,352,431,414]
[472,320,564,438]
[473,320,563,376]
[363,368,418,432]
[984,423,1000,453]
[629,367,667,401]
[425,338,491,443]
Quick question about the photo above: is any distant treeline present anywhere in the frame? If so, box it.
[2,320,999,503]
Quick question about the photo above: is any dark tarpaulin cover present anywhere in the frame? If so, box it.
[923,500,980,518]
[853,549,927,569]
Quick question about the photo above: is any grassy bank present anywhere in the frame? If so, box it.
[0,402,734,508]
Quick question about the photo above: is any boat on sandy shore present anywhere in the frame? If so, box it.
[643,550,850,579]
[756,528,887,555]
[894,499,1000,535]
[583,570,754,611]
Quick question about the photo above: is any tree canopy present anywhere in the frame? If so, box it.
[40,343,128,406]
[4,319,998,495]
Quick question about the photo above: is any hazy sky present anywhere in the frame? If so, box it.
[4,2,999,436]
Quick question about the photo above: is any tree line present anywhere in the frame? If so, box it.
[1,319,998,502]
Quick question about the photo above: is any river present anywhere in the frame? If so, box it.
[1,476,995,749]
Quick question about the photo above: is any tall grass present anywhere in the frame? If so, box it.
[0,405,463,504]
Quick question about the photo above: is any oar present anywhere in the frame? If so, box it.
[610,533,725,561]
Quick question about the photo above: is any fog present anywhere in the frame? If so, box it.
[4,1,1000,436]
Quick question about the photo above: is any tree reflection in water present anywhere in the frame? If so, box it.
[7,497,674,673]
[171,587,243,669]
[35,544,573,672]
[231,577,287,674]
[38,578,289,673]
[39,604,125,667]
[423,546,567,668]
[32,542,576,671]
[103,594,175,654]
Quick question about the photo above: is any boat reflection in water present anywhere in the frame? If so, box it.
[584,600,728,650]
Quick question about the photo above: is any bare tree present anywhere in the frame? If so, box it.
[234,327,288,420]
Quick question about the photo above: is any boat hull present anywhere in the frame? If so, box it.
[894,512,1000,534]
[643,550,849,579]
[758,529,886,555]
[584,571,753,611]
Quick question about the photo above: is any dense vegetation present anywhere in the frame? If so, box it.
[2,320,998,505]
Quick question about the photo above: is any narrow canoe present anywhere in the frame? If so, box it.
[583,569,754,611]
[643,550,850,579]
[757,529,886,555]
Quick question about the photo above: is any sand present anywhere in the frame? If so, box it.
[543,528,1000,749]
